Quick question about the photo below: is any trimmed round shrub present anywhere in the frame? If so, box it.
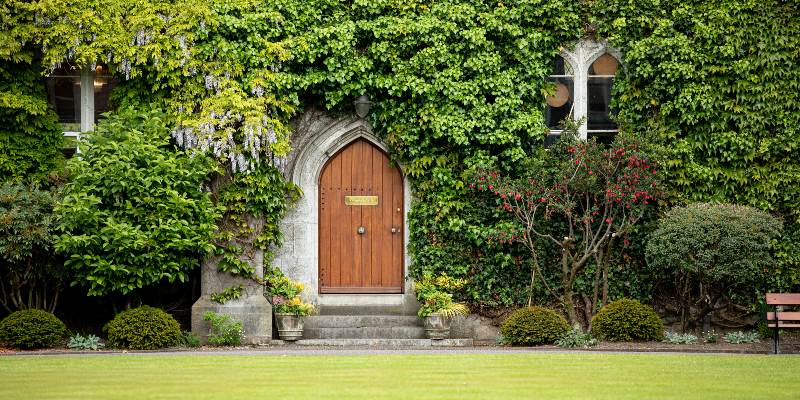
[0,309,66,349]
[591,299,664,341]
[501,306,570,346]
[106,306,181,350]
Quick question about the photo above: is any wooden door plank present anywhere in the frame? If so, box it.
[370,145,384,287]
[331,151,344,288]
[319,158,332,289]
[391,164,403,289]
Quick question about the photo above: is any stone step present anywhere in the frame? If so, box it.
[303,315,422,329]
[289,338,473,347]
[302,326,425,339]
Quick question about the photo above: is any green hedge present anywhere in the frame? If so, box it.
[0,309,66,349]
[591,299,663,342]
[501,306,570,346]
[105,306,181,350]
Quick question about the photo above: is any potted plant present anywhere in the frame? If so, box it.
[414,274,469,339]
[266,268,315,341]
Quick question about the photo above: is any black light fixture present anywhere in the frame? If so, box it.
[353,94,372,118]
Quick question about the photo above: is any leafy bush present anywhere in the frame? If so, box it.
[55,108,218,296]
[555,324,598,348]
[663,332,698,345]
[67,333,104,350]
[501,306,570,346]
[0,309,66,349]
[704,331,719,344]
[203,312,244,346]
[591,299,664,342]
[723,331,761,344]
[105,306,181,350]
[413,274,469,318]
[179,331,201,348]
[646,203,782,329]
[0,183,67,312]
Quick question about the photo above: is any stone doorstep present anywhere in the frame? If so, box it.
[302,326,425,340]
[269,338,474,347]
[303,315,423,328]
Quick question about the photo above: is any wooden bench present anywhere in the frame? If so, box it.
[766,293,800,354]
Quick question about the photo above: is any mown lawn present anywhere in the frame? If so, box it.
[1,352,798,399]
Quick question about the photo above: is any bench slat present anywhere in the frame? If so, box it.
[766,312,800,321]
[766,293,800,305]
[767,323,800,328]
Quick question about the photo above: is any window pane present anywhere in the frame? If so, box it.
[552,55,572,75]
[45,64,81,129]
[93,64,117,121]
[587,77,617,130]
[589,54,619,76]
[545,77,573,129]
[588,132,616,145]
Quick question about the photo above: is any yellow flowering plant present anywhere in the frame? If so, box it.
[265,267,315,316]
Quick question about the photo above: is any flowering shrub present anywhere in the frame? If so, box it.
[265,268,314,316]
[472,128,660,323]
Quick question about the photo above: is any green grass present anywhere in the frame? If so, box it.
[1,352,799,399]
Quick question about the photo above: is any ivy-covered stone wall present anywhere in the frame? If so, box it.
[1,0,798,316]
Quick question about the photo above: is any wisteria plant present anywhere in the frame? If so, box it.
[472,125,660,324]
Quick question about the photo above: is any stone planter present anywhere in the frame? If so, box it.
[423,313,451,340]
[275,313,304,341]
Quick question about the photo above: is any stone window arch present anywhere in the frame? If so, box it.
[545,40,621,142]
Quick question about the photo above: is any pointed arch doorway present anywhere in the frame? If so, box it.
[318,138,404,293]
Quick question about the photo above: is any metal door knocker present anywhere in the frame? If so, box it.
[357,226,366,234]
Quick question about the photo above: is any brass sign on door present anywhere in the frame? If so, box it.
[344,195,379,206]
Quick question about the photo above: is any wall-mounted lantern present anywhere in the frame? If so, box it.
[353,94,372,118]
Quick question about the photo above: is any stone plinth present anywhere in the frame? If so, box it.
[191,250,272,344]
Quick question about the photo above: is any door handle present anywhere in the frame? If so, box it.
[357,226,366,235]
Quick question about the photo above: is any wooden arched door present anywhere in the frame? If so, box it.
[319,139,404,293]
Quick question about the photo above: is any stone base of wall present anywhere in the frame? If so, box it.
[449,314,501,343]
[191,296,273,345]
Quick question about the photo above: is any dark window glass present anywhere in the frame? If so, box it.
[545,77,573,129]
[587,77,617,130]
[45,63,81,130]
[93,63,116,121]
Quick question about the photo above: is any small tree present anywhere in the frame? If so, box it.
[473,128,660,324]
[55,108,219,297]
[646,203,782,330]
[0,183,66,312]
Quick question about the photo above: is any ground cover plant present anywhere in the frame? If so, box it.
[203,311,244,346]
[1,353,799,399]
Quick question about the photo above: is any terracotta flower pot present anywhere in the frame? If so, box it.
[423,313,451,340]
[275,313,304,341]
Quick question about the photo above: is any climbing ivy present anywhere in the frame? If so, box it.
[5,0,797,310]
[590,0,800,287]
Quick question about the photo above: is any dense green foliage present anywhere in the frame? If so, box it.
[1,2,64,183]
[646,203,782,329]
[591,299,663,342]
[203,311,244,346]
[2,0,798,316]
[590,0,800,287]
[0,309,66,349]
[55,109,218,296]
[500,306,569,346]
[0,183,66,312]
[105,306,181,349]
